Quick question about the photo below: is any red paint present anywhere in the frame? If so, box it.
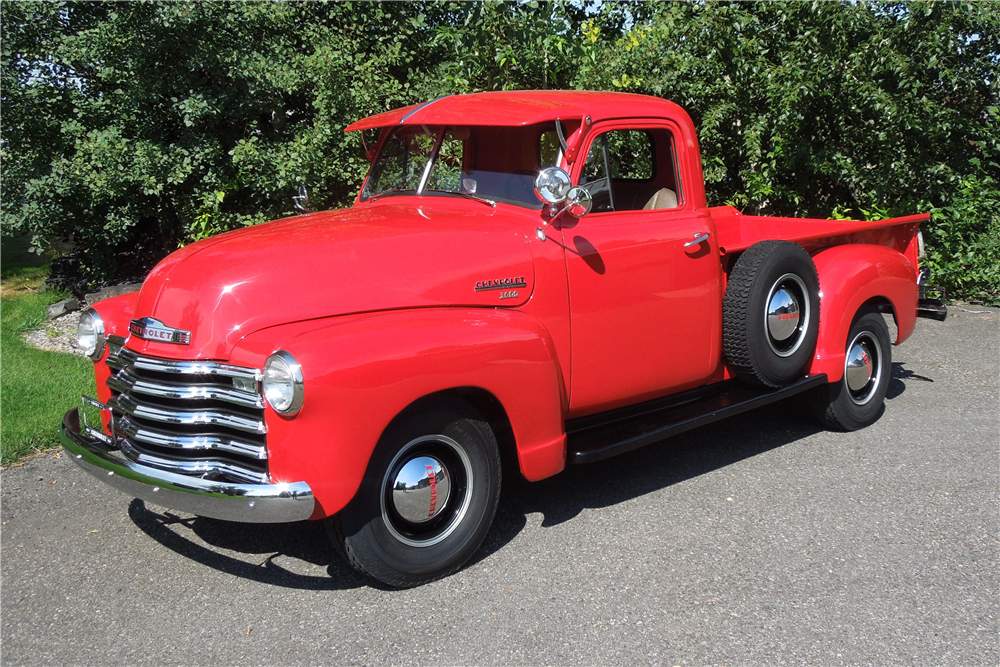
[80,91,927,520]
[426,465,438,518]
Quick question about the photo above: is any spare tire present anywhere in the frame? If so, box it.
[723,240,820,387]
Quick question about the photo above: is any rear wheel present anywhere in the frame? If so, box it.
[326,401,501,588]
[811,309,892,431]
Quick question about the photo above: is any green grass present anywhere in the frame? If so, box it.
[1,265,96,465]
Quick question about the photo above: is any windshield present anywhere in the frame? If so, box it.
[361,123,566,209]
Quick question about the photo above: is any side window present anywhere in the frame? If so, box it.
[580,135,614,212]
[579,127,679,213]
[607,130,654,180]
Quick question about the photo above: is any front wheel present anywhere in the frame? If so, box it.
[810,309,893,431]
[326,402,501,587]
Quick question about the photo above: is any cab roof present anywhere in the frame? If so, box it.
[344,90,688,131]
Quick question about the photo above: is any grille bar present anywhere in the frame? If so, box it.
[109,347,261,381]
[113,394,267,435]
[107,368,264,409]
[118,438,269,484]
[115,415,267,460]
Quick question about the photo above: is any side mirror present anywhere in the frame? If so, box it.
[293,185,313,213]
[565,186,592,218]
[534,167,572,204]
[535,185,592,243]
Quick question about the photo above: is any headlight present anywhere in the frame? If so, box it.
[77,308,106,361]
[263,350,304,416]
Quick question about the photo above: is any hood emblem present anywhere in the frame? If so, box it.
[475,276,526,292]
[129,317,192,345]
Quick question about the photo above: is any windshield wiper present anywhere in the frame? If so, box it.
[368,189,411,202]
[425,189,496,208]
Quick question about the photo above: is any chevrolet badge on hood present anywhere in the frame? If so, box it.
[129,317,192,345]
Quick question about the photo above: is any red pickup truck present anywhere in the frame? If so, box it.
[61,91,945,587]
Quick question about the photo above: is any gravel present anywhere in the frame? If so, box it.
[21,311,85,356]
[2,307,997,666]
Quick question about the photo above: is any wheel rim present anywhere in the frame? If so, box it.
[765,273,810,358]
[380,435,474,548]
[844,331,882,405]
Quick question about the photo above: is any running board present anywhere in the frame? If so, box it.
[566,374,828,464]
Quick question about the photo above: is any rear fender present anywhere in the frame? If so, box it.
[808,244,917,382]
[229,308,568,519]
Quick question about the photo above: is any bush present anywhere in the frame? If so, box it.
[2,1,997,301]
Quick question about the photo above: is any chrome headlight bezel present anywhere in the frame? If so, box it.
[262,350,304,416]
[77,308,106,361]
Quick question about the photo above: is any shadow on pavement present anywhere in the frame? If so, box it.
[129,370,930,589]
[886,362,933,400]
[128,500,372,590]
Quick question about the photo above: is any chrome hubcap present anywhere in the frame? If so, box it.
[765,273,810,358]
[845,331,882,405]
[381,435,473,548]
[391,456,452,524]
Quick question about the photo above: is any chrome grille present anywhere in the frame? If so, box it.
[104,337,268,484]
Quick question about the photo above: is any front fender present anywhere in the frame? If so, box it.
[808,244,917,382]
[89,291,140,412]
[230,308,568,519]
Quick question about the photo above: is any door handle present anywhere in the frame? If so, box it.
[684,232,710,248]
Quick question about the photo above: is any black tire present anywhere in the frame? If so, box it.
[325,401,501,588]
[810,309,892,431]
[723,240,821,387]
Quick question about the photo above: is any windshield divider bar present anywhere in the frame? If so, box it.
[416,129,446,195]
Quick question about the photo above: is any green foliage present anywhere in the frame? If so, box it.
[0,268,96,464]
[2,1,997,300]
[574,1,999,301]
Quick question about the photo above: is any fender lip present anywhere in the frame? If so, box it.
[59,408,314,523]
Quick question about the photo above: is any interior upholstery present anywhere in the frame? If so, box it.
[642,188,678,210]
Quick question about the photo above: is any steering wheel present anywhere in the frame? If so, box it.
[504,170,538,203]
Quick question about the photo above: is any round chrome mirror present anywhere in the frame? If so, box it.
[565,186,592,217]
[534,167,572,204]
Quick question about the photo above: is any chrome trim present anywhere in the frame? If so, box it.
[391,455,452,524]
[60,408,313,523]
[108,368,264,409]
[79,308,107,361]
[118,438,268,484]
[398,95,453,124]
[108,347,261,381]
[764,273,810,359]
[115,415,267,460]
[129,316,191,345]
[684,232,710,248]
[263,350,305,416]
[380,434,474,549]
[845,331,883,405]
[113,394,267,435]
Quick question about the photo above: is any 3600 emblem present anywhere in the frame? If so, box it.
[499,291,519,300]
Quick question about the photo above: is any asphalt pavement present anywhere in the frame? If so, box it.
[2,307,997,666]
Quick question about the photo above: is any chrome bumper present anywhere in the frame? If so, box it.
[59,408,315,523]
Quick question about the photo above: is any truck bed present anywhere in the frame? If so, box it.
[709,206,928,257]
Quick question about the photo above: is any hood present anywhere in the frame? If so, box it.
[128,199,536,360]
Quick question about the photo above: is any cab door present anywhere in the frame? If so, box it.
[564,121,722,416]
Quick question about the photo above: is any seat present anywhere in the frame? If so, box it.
[642,188,678,210]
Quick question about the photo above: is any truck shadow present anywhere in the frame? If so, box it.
[128,368,927,590]
[127,501,375,591]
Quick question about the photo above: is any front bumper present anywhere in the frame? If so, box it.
[59,408,314,523]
